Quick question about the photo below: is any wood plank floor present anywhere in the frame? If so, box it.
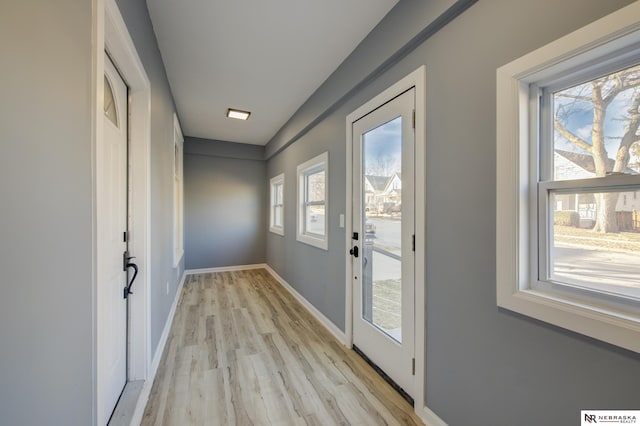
[141,269,422,425]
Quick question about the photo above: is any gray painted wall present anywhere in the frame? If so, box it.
[0,1,94,425]
[186,136,265,161]
[265,0,458,157]
[184,138,267,270]
[115,0,184,356]
[0,1,182,424]
[266,0,640,425]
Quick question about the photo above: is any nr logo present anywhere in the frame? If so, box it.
[585,413,597,423]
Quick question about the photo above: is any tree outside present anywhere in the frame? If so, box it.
[553,63,640,233]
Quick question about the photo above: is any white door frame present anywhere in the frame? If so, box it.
[345,66,428,422]
[92,0,151,423]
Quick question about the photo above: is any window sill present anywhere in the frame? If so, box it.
[269,227,284,236]
[296,233,328,250]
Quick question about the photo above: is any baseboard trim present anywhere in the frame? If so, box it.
[418,404,448,426]
[264,265,347,345]
[185,263,267,275]
[130,270,186,425]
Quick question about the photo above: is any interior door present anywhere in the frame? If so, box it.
[351,88,415,396]
[99,52,129,425]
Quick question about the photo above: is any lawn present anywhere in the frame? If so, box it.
[371,279,401,331]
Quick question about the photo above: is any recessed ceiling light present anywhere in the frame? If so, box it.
[226,108,251,120]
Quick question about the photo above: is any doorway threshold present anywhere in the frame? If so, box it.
[108,380,144,426]
[353,344,414,407]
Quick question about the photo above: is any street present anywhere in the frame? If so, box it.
[552,245,640,299]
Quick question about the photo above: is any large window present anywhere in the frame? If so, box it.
[297,152,328,250]
[269,173,284,235]
[496,3,640,353]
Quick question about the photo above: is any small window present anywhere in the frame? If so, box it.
[104,75,118,126]
[496,3,640,353]
[297,152,328,250]
[270,174,285,236]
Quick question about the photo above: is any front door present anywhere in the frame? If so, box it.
[99,52,129,424]
[350,88,415,396]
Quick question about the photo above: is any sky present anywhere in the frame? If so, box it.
[362,116,402,176]
[553,66,639,161]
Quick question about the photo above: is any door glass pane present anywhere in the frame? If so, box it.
[362,116,402,342]
[104,75,118,127]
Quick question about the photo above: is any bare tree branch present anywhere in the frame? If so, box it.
[614,92,640,172]
[553,117,593,152]
[554,93,593,102]
[602,74,640,104]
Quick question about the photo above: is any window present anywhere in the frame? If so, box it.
[103,75,118,127]
[496,2,640,353]
[173,114,184,267]
[269,173,285,235]
[297,152,328,249]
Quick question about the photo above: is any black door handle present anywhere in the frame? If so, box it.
[349,246,359,258]
[123,254,138,299]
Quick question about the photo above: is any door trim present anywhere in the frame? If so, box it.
[345,66,426,422]
[93,0,151,423]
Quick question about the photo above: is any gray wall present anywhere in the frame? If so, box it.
[265,0,460,157]
[0,1,94,425]
[0,1,182,424]
[115,0,184,356]
[265,0,640,425]
[184,138,267,270]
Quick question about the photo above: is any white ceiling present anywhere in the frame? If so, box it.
[146,0,398,145]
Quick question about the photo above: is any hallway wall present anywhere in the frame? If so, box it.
[0,1,94,424]
[0,1,184,424]
[184,138,267,270]
[265,0,640,424]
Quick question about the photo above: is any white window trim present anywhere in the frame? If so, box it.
[269,173,285,236]
[496,2,640,353]
[296,152,329,250]
[173,113,184,267]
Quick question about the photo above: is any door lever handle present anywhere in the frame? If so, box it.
[349,246,359,258]
[124,261,138,299]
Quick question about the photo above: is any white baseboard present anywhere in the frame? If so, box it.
[185,263,267,275]
[264,265,347,345]
[418,404,448,426]
[130,270,186,426]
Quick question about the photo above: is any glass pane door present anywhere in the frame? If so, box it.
[351,87,415,395]
[361,117,403,342]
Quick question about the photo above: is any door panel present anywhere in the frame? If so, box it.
[99,52,128,425]
[351,89,415,394]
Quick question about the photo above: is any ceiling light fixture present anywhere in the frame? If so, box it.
[226,108,251,120]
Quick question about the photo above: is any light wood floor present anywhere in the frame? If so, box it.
[142,269,422,425]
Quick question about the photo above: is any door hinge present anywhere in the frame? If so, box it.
[412,234,415,252]
[412,358,415,375]
[412,110,416,129]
